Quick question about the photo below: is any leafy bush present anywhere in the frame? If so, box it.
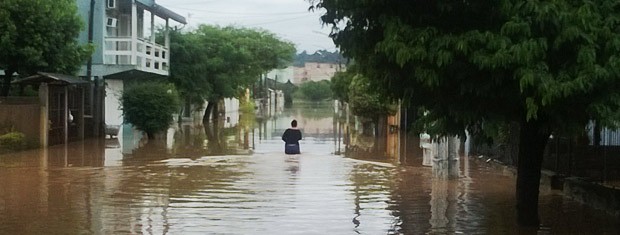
[0,132,27,151]
[121,82,180,139]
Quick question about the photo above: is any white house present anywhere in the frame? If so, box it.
[76,0,186,127]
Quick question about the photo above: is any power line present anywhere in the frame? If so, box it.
[157,0,222,6]
[245,15,311,27]
[169,7,311,16]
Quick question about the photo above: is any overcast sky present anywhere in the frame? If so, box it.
[156,0,336,53]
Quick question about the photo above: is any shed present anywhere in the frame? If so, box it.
[13,72,89,146]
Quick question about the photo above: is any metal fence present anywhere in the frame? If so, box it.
[543,136,620,183]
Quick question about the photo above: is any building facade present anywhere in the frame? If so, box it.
[292,62,341,85]
[76,0,186,126]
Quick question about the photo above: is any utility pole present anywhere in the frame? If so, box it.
[274,74,278,111]
[88,0,101,137]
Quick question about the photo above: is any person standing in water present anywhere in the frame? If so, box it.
[282,120,302,154]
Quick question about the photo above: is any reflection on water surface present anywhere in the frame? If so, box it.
[0,101,618,234]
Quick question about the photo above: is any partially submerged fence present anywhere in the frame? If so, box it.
[544,137,620,183]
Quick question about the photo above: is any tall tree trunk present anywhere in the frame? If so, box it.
[516,119,550,227]
[211,100,219,121]
[204,120,223,154]
[1,68,15,97]
[177,106,184,124]
[593,121,601,146]
[374,116,387,154]
[178,97,189,123]
[203,101,216,123]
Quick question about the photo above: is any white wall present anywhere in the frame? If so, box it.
[105,79,124,126]
[224,98,240,128]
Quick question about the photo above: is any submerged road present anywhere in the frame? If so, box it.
[1,102,619,234]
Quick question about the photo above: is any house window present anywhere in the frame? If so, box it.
[107,0,116,9]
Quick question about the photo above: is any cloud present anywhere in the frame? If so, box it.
[157,0,336,53]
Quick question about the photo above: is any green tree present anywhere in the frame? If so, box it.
[331,64,396,134]
[168,29,212,114]
[348,74,396,123]
[121,82,180,139]
[298,80,332,101]
[311,0,620,226]
[348,73,397,141]
[330,71,352,102]
[0,0,91,96]
[169,25,296,123]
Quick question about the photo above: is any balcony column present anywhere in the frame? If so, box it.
[131,0,138,65]
[165,19,170,49]
[165,18,170,66]
[149,12,156,69]
[150,12,155,43]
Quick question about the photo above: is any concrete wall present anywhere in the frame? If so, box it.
[563,177,620,217]
[105,79,124,126]
[0,98,41,143]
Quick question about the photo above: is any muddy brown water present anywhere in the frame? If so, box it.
[1,102,618,234]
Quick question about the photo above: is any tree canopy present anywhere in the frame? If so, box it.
[0,0,92,96]
[331,67,396,122]
[347,74,396,122]
[298,80,332,102]
[169,25,296,121]
[311,0,620,226]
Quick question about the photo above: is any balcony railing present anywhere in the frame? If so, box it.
[103,37,169,75]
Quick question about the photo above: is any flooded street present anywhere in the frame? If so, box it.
[1,102,619,234]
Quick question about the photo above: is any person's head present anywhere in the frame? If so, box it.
[291,119,297,128]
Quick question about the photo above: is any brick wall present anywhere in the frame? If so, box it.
[0,97,41,143]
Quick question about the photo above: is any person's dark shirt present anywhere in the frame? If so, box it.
[282,128,302,145]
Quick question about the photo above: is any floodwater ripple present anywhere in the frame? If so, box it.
[1,101,619,234]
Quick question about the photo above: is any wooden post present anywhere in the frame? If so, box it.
[64,86,69,144]
[39,83,49,147]
[78,86,85,140]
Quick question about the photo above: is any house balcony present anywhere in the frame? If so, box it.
[98,0,186,77]
[104,37,169,75]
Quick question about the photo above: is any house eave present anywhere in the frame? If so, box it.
[137,1,187,24]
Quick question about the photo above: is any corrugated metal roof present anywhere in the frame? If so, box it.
[13,72,89,85]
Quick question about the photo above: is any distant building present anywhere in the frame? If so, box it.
[293,62,342,84]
